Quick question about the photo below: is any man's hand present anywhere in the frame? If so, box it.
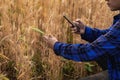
[43,35,58,49]
[70,19,86,34]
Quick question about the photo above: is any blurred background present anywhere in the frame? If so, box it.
[0,0,118,80]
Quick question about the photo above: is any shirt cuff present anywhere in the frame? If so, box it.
[81,26,92,39]
[53,42,61,55]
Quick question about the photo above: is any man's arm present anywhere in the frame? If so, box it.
[54,25,119,61]
[69,19,110,43]
[81,26,109,43]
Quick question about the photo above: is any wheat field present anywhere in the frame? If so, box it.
[0,0,117,80]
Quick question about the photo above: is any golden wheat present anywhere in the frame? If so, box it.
[0,0,118,80]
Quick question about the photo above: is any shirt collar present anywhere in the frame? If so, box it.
[113,14,120,24]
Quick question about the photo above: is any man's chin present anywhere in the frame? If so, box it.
[110,8,120,11]
[110,9,116,11]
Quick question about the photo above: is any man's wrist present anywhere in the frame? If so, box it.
[80,26,86,34]
[52,41,58,49]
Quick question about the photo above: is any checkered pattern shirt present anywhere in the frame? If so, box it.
[53,14,120,80]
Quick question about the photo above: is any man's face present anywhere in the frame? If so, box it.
[105,0,120,11]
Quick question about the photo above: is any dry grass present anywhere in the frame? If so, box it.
[0,0,118,80]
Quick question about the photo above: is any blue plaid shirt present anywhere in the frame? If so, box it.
[53,14,120,80]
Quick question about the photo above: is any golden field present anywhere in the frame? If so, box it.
[0,0,118,80]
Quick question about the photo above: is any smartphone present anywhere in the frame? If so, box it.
[63,15,81,32]
[63,15,75,27]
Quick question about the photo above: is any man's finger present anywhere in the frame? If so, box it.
[72,30,76,33]
[48,35,54,38]
[43,36,48,39]
[70,25,73,28]
[43,36,49,41]
[76,20,82,24]
[76,19,80,21]
[71,27,77,32]
[75,19,81,22]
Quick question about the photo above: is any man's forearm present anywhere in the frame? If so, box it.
[81,26,109,42]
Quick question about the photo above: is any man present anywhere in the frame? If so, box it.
[43,0,120,80]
